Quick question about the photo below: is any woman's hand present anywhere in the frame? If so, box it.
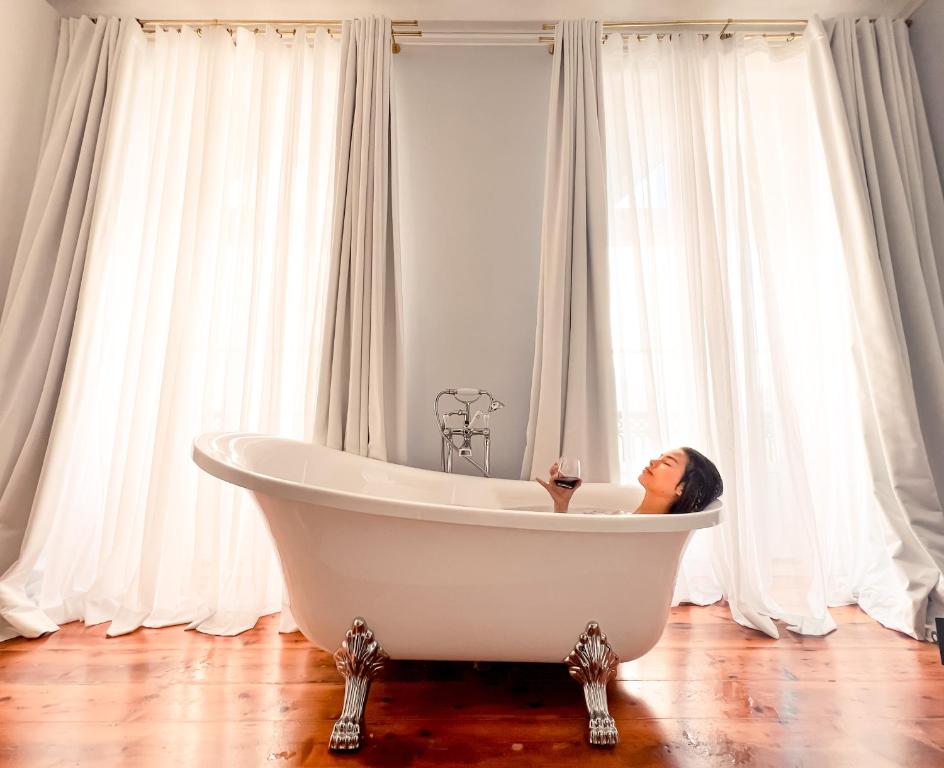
[534,462,583,513]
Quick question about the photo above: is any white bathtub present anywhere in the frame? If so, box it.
[193,432,720,664]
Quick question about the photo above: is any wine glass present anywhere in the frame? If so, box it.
[554,456,582,489]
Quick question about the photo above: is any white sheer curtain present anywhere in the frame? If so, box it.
[521,19,619,483]
[601,30,907,638]
[0,21,340,641]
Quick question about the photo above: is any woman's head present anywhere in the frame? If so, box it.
[637,447,723,514]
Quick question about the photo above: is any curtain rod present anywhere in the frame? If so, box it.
[555,17,910,51]
[137,19,419,28]
[602,19,807,28]
[135,17,911,55]
[137,17,913,31]
[546,17,911,29]
[137,18,421,51]
[135,17,807,47]
[543,19,811,52]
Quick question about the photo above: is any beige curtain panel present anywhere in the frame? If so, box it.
[315,15,406,463]
[521,19,620,483]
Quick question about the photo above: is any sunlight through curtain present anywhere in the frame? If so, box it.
[601,29,908,638]
[0,21,340,641]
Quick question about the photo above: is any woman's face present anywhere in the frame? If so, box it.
[637,448,689,498]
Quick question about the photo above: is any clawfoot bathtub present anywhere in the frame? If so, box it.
[193,433,721,750]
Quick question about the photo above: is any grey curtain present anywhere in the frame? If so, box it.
[829,16,944,507]
[807,15,944,640]
[521,19,619,483]
[829,16,944,641]
[315,16,405,462]
[0,16,123,575]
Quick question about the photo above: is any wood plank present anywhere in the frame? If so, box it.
[0,717,941,768]
[2,677,943,723]
[2,645,940,685]
[1,603,940,767]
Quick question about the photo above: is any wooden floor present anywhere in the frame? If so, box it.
[1,604,942,767]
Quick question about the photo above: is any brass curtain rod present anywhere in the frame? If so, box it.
[136,19,421,36]
[135,17,799,54]
[135,17,909,55]
[542,17,910,51]
[136,19,422,51]
[136,17,911,31]
[137,19,419,28]
[544,17,910,29]
[605,19,806,29]
[540,20,809,52]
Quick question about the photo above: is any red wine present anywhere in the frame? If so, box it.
[554,475,580,489]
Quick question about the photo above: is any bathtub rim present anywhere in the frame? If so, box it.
[193,431,721,534]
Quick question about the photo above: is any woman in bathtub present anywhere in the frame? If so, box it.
[535,448,722,514]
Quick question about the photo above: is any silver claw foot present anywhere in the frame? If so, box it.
[329,617,389,753]
[564,621,620,747]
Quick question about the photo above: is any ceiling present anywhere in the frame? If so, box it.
[45,0,927,23]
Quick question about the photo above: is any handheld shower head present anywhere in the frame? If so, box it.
[488,400,505,413]
[455,387,482,403]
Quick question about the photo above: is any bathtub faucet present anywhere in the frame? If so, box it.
[434,388,504,476]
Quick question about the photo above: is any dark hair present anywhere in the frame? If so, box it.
[669,447,723,514]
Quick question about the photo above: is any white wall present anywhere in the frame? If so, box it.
[0,0,60,310]
[394,45,550,479]
[911,0,944,184]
